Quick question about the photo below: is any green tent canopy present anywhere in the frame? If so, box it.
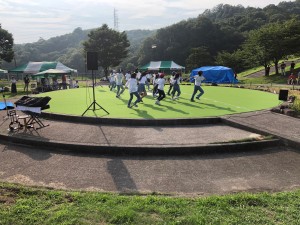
[9,61,77,74]
[140,61,185,71]
[31,69,72,79]
[0,69,8,74]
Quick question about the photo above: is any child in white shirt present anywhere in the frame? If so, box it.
[125,73,141,108]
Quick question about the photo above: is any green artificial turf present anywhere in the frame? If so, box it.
[37,85,281,118]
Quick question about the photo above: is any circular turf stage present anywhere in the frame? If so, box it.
[37,85,281,119]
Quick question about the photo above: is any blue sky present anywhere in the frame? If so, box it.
[0,0,286,44]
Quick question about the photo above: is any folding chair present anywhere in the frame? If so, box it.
[8,110,30,131]
[31,83,38,94]
[8,110,21,131]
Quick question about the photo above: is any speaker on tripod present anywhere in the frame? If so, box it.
[87,52,98,70]
[82,52,109,116]
[279,89,288,101]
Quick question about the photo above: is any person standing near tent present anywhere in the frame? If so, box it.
[191,71,205,102]
[23,75,30,92]
[11,76,17,94]
[125,73,141,108]
[69,76,73,89]
[62,74,67,89]
[155,73,166,105]
[171,73,181,100]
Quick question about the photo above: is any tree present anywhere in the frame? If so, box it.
[185,47,214,71]
[0,24,14,64]
[83,24,130,77]
[215,49,248,73]
[243,19,300,75]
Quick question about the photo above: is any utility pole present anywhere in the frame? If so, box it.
[114,8,119,31]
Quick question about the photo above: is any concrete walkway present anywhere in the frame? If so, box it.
[246,59,300,78]
[222,110,300,148]
[0,144,299,195]
[0,109,298,151]
[0,108,299,195]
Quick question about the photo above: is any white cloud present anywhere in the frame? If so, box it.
[0,0,287,43]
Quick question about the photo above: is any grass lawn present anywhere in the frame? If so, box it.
[36,85,280,118]
[239,73,288,84]
[0,182,299,225]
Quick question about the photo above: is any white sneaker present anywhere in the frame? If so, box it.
[174,96,179,99]
[155,100,161,105]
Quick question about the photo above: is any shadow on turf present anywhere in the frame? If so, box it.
[86,91,236,118]
[177,97,237,113]
[200,102,236,112]
[132,109,155,119]
[116,96,197,116]
[95,87,107,92]
[133,101,189,116]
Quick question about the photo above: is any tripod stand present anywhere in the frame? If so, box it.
[1,88,9,119]
[82,70,109,116]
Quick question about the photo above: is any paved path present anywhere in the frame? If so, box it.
[246,59,300,78]
[1,109,299,150]
[0,144,299,195]
[0,107,299,195]
[223,110,300,148]
[0,117,262,148]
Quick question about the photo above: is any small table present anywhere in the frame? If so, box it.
[16,106,49,130]
[18,115,30,130]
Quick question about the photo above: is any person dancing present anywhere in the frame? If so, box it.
[152,72,159,98]
[125,73,141,108]
[191,71,205,102]
[167,71,175,95]
[155,73,166,106]
[171,73,181,100]
[115,71,125,98]
[138,72,147,102]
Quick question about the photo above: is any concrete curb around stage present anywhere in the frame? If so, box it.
[41,111,300,149]
[1,110,297,155]
[221,117,300,149]
[0,132,282,155]
[41,112,222,126]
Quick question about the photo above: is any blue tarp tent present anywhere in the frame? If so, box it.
[190,66,238,84]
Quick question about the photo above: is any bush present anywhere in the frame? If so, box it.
[291,97,300,114]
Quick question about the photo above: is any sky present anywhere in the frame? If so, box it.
[0,0,286,44]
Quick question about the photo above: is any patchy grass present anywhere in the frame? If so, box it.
[0,182,300,225]
[238,66,266,78]
[238,72,289,85]
[290,96,300,115]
